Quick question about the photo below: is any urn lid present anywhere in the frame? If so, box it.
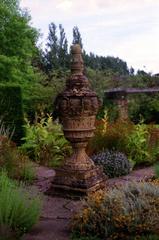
[70,44,84,75]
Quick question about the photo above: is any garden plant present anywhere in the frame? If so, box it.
[1,1,159,239]
[21,115,72,167]
[0,171,41,240]
[92,150,132,178]
[71,182,159,240]
[88,117,159,167]
[0,122,35,183]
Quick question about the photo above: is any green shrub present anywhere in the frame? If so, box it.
[154,163,159,178]
[20,161,36,184]
[88,118,159,166]
[126,123,159,165]
[71,182,159,239]
[0,135,35,182]
[98,98,119,122]
[126,122,151,164]
[72,234,159,240]
[92,150,132,178]
[137,235,159,240]
[0,84,25,145]
[0,171,41,239]
[129,94,159,124]
[71,234,159,240]
[21,115,72,167]
[71,235,100,240]
[87,119,134,155]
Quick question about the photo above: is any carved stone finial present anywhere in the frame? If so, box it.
[71,44,84,75]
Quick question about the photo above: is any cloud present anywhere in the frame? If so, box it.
[116,31,159,73]
[56,0,73,11]
[20,0,159,73]
[21,0,159,17]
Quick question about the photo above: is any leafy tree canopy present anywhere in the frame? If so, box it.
[0,0,38,60]
[0,0,52,119]
[1,0,20,12]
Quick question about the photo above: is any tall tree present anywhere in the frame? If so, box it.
[45,22,58,72]
[58,24,68,68]
[45,23,69,71]
[72,26,83,49]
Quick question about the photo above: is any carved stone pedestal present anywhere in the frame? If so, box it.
[48,167,106,198]
[49,140,106,198]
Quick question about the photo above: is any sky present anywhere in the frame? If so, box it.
[20,0,159,74]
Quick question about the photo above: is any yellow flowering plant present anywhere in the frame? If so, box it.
[71,182,159,239]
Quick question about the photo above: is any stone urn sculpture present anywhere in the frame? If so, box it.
[50,44,106,197]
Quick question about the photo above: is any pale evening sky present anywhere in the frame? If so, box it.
[20,0,159,73]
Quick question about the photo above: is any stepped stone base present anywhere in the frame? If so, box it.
[46,166,106,199]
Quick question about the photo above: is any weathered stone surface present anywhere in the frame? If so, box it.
[50,44,106,197]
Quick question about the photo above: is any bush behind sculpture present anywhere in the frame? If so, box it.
[92,150,132,178]
[88,118,159,166]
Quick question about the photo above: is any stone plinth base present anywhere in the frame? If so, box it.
[46,167,107,199]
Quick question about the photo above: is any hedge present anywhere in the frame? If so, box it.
[0,84,25,145]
